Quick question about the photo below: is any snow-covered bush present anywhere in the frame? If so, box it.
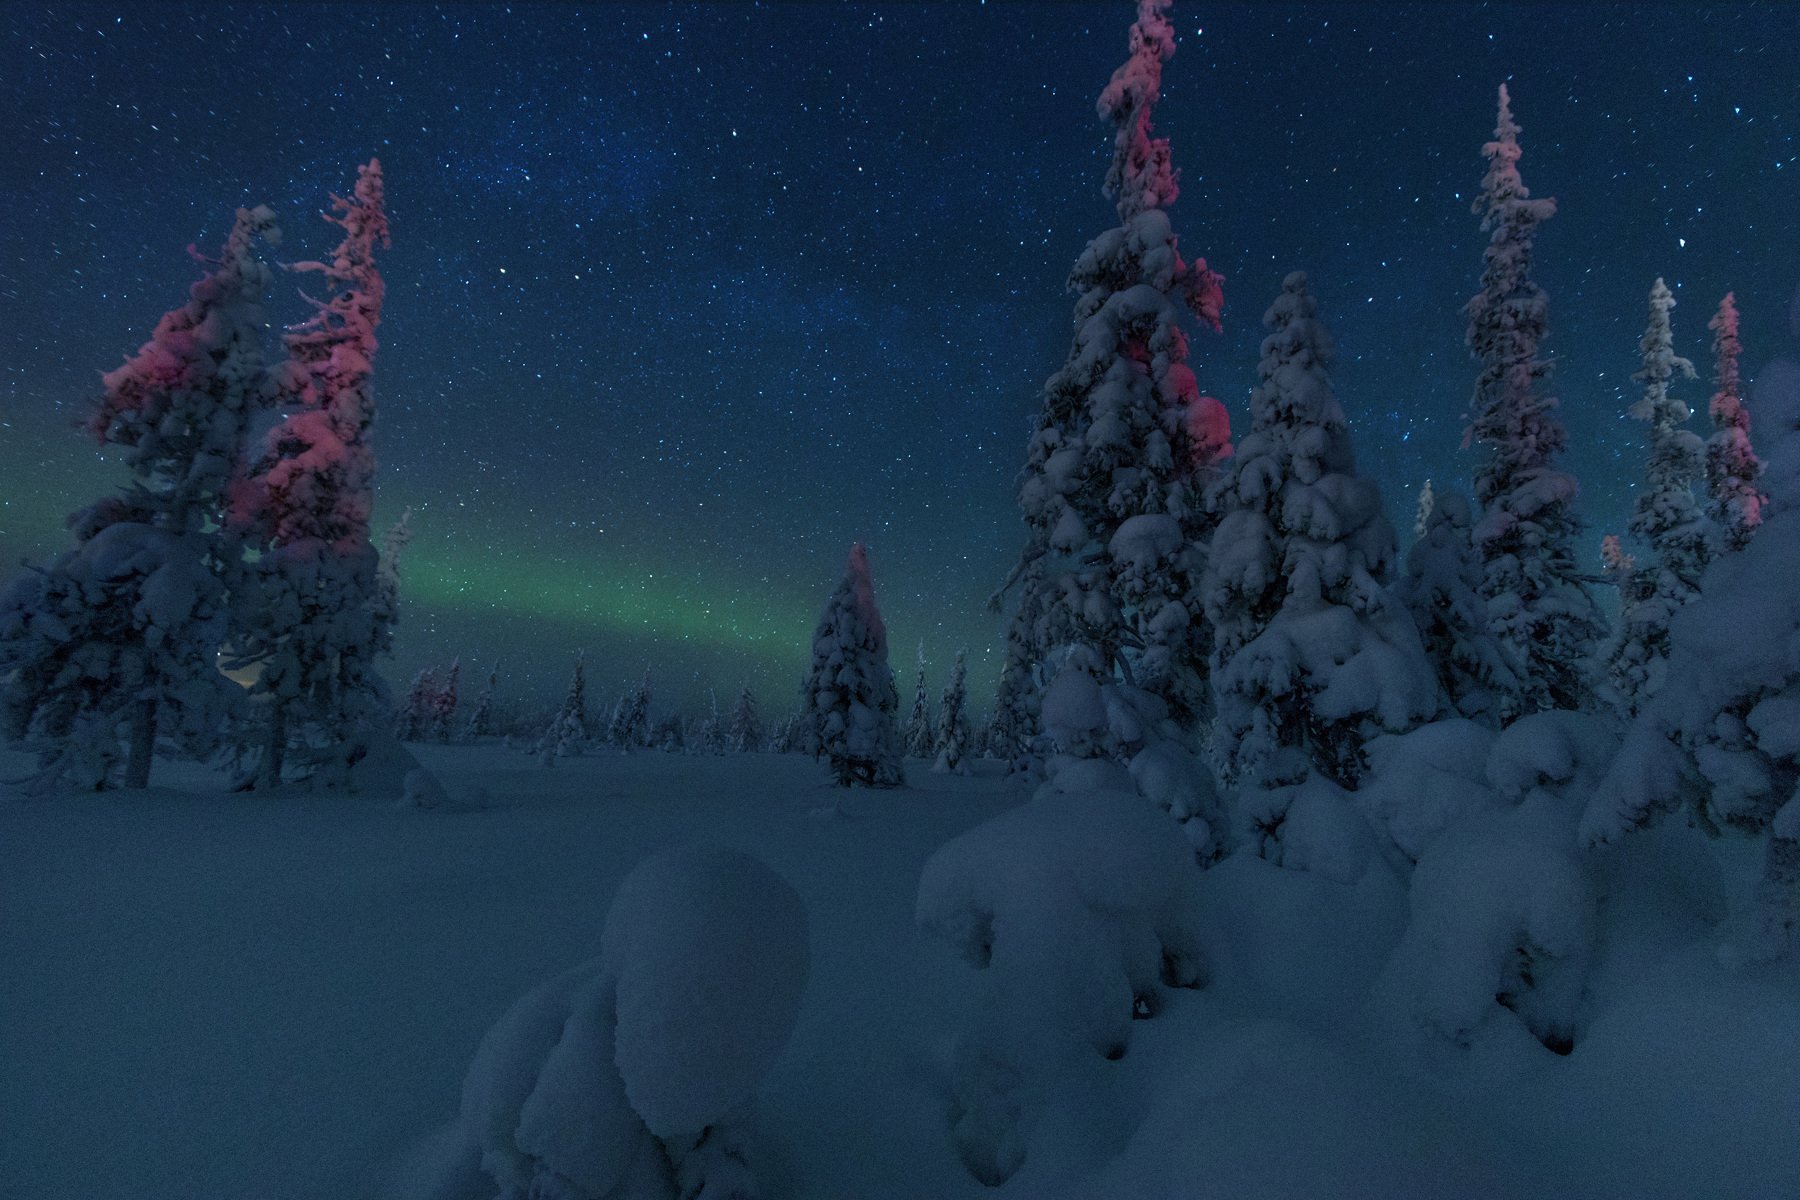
[1374,795,1596,1062]
[449,846,808,1200]
[1372,709,1608,1063]
[1355,717,1499,865]
[798,543,903,787]
[917,775,1206,1185]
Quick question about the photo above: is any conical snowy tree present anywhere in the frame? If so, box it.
[903,644,936,759]
[427,658,461,743]
[800,543,904,787]
[1412,479,1435,540]
[608,671,652,750]
[728,685,763,753]
[552,652,588,756]
[229,160,392,787]
[464,660,500,740]
[995,0,1228,735]
[1705,291,1765,553]
[1204,272,1439,792]
[1606,278,1706,714]
[932,648,973,775]
[1464,84,1604,720]
[1396,484,1516,725]
[0,205,279,790]
[396,666,437,743]
[985,555,1048,772]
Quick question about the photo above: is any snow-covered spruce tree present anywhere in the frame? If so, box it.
[800,543,904,787]
[1606,278,1707,714]
[376,505,411,628]
[551,651,588,756]
[1396,484,1517,725]
[1706,291,1766,553]
[227,160,392,787]
[728,685,762,753]
[609,670,652,750]
[903,644,935,759]
[0,205,280,790]
[1464,84,1604,720]
[1203,272,1439,795]
[985,555,1048,772]
[994,0,1227,734]
[933,648,973,775]
[464,660,499,740]
[395,667,437,742]
[427,658,460,743]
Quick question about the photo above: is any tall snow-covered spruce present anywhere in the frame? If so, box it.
[1203,271,1438,792]
[1606,278,1706,713]
[799,543,903,787]
[993,0,1228,746]
[229,159,393,787]
[1705,291,1765,553]
[1463,85,1604,720]
[1397,484,1516,724]
[903,644,935,759]
[1,205,279,790]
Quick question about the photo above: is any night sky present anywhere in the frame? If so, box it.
[3,2,1797,717]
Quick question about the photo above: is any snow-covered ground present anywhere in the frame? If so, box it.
[3,746,1797,1199]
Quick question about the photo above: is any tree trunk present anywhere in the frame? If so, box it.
[125,697,157,789]
[259,701,287,789]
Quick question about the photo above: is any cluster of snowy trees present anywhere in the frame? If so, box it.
[909,5,1798,1178]
[1,161,400,792]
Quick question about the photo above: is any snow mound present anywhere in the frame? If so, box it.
[1357,718,1500,863]
[452,845,809,1200]
[916,783,1205,1185]
[1372,796,1596,1065]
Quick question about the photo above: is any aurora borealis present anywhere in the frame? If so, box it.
[3,3,1797,714]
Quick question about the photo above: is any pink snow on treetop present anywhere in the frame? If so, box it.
[1098,0,1223,334]
[845,541,887,652]
[1185,393,1232,471]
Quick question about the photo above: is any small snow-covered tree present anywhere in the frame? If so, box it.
[903,644,936,759]
[551,651,588,756]
[727,685,762,753]
[1204,271,1439,793]
[395,667,437,743]
[1,205,279,790]
[464,660,499,740]
[228,160,392,787]
[1396,485,1516,725]
[1464,84,1604,720]
[933,648,973,775]
[1413,478,1435,540]
[986,556,1048,772]
[609,670,652,750]
[426,658,460,743]
[993,0,1227,733]
[1606,278,1706,714]
[800,543,904,787]
[1705,291,1765,552]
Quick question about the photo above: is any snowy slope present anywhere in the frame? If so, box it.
[3,746,1796,1199]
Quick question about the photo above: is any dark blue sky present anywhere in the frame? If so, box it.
[3,2,1797,715]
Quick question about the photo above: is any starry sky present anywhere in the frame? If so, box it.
[3,2,1797,718]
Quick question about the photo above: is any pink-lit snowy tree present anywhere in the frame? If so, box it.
[0,205,280,790]
[1706,291,1766,553]
[1464,85,1604,721]
[230,159,392,787]
[994,0,1228,740]
[800,543,903,787]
